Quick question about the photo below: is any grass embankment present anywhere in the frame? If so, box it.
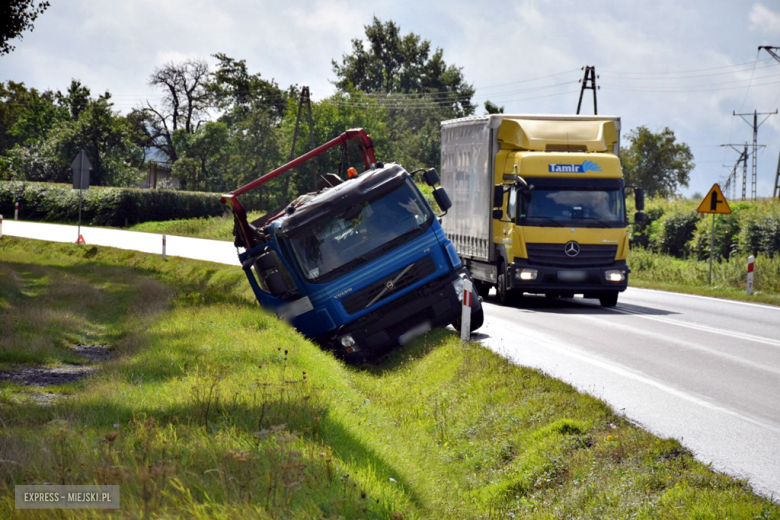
[1,238,777,518]
[129,212,262,242]
[630,248,780,306]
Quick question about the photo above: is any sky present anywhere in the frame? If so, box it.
[3,0,780,198]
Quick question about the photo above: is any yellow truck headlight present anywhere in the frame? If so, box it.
[605,270,625,282]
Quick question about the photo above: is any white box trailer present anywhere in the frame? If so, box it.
[440,114,622,263]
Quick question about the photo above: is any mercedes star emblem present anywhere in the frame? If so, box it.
[385,280,395,290]
[564,241,580,257]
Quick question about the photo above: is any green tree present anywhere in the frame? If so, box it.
[332,17,475,116]
[621,126,694,198]
[173,121,229,191]
[1,0,49,55]
[484,100,504,114]
[208,53,289,123]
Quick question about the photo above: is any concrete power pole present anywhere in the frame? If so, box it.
[720,144,753,200]
[576,66,599,115]
[733,109,776,200]
[759,46,780,197]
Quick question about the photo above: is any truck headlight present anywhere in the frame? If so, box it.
[339,334,356,348]
[605,270,626,282]
[516,268,537,281]
[452,276,466,301]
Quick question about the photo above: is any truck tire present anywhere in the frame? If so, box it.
[474,281,491,298]
[452,305,484,334]
[599,292,619,307]
[497,274,521,306]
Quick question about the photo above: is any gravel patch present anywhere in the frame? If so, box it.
[0,343,111,388]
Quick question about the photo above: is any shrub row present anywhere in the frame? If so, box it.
[629,197,780,259]
[0,181,228,227]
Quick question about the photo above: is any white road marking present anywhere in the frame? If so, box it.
[570,299,780,349]
[629,286,780,312]
[561,310,780,377]
[484,314,780,435]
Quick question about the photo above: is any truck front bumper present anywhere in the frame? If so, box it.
[328,267,479,359]
[506,259,629,294]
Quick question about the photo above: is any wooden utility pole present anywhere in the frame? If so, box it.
[283,86,317,199]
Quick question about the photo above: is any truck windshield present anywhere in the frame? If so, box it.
[288,179,433,281]
[519,187,625,227]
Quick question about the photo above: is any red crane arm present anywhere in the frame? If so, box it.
[221,128,377,250]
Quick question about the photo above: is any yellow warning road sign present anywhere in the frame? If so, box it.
[697,183,732,214]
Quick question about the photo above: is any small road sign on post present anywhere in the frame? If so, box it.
[697,183,732,286]
[71,150,92,244]
[747,255,755,295]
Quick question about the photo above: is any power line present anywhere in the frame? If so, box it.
[599,57,773,75]
[600,79,780,93]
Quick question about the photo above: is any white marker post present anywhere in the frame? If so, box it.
[746,255,755,295]
[14,201,19,220]
[162,235,167,261]
[460,278,473,342]
[0,214,3,238]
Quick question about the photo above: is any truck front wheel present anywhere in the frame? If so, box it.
[473,281,491,298]
[452,305,484,334]
[599,292,619,307]
[497,274,521,306]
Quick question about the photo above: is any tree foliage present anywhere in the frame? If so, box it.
[621,126,694,198]
[332,17,475,116]
[1,0,49,55]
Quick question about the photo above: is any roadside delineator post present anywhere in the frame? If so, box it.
[460,278,473,342]
[746,255,755,295]
[162,235,167,261]
[14,201,19,220]
[0,214,3,238]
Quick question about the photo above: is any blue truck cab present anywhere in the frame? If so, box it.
[236,163,482,362]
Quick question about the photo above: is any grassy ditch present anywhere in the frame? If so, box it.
[0,237,777,518]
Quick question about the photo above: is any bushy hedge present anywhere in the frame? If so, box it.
[629,197,780,259]
[0,181,228,227]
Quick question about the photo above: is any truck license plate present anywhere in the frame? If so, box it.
[557,270,586,282]
[398,321,431,345]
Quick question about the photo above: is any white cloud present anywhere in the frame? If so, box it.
[749,3,780,33]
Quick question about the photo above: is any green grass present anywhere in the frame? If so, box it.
[630,247,780,306]
[1,237,777,518]
[129,211,263,242]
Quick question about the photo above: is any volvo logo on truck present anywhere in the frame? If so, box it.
[564,241,581,257]
[548,161,602,173]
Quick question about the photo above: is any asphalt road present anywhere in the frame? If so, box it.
[476,289,780,499]
[4,221,779,498]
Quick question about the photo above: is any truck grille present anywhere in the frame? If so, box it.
[341,256,436,314]
[526,243,617,267]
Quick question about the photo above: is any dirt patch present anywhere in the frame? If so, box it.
[72,343,112,362]
[0,344,111,387]
[0,365,98,386]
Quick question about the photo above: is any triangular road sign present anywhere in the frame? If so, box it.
[76,234,86,244]
[697,183,731,215]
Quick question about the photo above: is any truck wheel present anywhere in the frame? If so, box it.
[452,305,484,334]
[474,281,491,298]
[599,292,619,307]
[497,274,521,306]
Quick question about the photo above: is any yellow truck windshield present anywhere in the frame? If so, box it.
[519,186,625,228]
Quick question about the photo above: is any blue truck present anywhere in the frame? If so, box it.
[221,129,483,363]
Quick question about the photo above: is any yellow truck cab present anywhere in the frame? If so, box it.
[440,114,645,307]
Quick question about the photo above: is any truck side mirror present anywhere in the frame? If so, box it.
[635,188,645,212]
[492,208,503,219]
[493,185,504,208]
[422,168,440,187]
[433,187,452,212]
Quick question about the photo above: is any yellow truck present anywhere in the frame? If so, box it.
[440,114,645,307]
